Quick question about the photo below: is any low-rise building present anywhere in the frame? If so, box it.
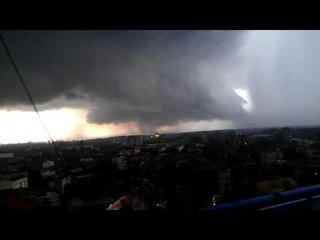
[292,138,314,148]
[261,148,283,162]
[120,148,135,156]
[80,157,94,163]
[41,169,55,178]
[116,156,128,170]
[42,160,54,169]
[201,134,208,144]
[61,176,72,196]
[0,153,14,159]
[34,191,60,208]
[0,172,28,191]
[127,135,144,146]
[177,145,185,153]
[257,177,298,194]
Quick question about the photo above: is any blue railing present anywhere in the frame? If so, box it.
[202,184,320,211]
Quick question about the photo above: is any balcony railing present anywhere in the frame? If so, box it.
[202,184,320,211]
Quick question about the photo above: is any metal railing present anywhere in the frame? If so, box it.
[202,184,320,211]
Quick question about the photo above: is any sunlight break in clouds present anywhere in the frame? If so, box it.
[234,88,252,112]
[0,108,140,144]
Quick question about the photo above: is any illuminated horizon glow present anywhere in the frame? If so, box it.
[0,108,234,144]
[0,108,140,144]
[234,88,252,112]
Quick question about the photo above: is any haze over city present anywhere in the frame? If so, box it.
[1,30,320,143]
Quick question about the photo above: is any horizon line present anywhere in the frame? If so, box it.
[1,122,320,146]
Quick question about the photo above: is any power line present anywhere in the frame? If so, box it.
[0,33,55,144]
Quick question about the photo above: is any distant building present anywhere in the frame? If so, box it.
[47,180,55,188]
[0,153,14,159]
[134,147,141,155]
[46,192,60,207]
[306,149,315,158]
[116,156,128,170]
[183,134,194,144]
[292,138,313,148]
[42,160,54,169]
[201,134,208,144]
[70,167,84,174]
[278,127,292,141]
[250,134,273,142]
[0,172,28,190]
[261,148,283,162]
[35,191,60,207]
[127,136,143,146]
[120,148,135,156]
[80,157,94,163]
[41,169,55,178]
[160,146,167,153]
[257,177,298,194]
[0,153,15,168]
[177,145,185,153]
[61,176,72,196]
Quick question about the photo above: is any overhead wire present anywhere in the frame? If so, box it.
[0,33,55,145]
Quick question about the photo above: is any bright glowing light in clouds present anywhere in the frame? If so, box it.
[234,88,252,112]
[0,107,235,144]
[0,108,140,144]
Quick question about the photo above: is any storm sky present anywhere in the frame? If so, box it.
[1,30,320,143]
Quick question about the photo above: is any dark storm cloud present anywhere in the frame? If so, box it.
[0,30,247,132]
